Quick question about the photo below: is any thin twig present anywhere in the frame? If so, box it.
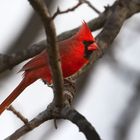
[52,0,100,19]
[83,0,101,14]
[52,0,83,19]
[7,105,28,125]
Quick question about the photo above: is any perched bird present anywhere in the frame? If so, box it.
[0,21,98,115]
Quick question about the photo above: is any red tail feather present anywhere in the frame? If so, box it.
[0,78,36,115]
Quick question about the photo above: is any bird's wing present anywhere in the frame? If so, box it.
[19,50,48,72]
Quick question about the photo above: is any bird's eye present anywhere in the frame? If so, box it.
[83,40,94,47]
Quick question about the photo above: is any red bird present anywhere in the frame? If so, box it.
[0,21,98,115]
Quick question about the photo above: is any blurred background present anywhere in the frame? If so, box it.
[0,0,140,140]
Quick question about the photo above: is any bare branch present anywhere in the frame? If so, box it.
[96,0,140,49]
[5,107,51,140]
[5,78,100,140]
[52,0,83,19]
[52,0,100,20]
[61,106,101,140]
[5,105,101,140]
[28,0,64,107]
[7,105,28,125]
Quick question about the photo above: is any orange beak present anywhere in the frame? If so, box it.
[88,42,99,51]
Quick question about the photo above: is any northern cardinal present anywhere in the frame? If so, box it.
[0,21,98,115]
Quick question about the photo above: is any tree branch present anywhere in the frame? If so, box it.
[28,0,64,107]
[5,77,101,140]
[5,105,101,140]
[52,0,100,20]
[7,105,28,125]
[52,0,83,19]
[97,0,140,49]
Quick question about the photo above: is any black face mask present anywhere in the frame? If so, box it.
[83,40,94,59]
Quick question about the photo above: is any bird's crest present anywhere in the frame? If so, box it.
[76,20,95,42]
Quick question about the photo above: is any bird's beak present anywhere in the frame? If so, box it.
[88,42,99,51]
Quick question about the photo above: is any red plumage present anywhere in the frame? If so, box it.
[0,21,98,115]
